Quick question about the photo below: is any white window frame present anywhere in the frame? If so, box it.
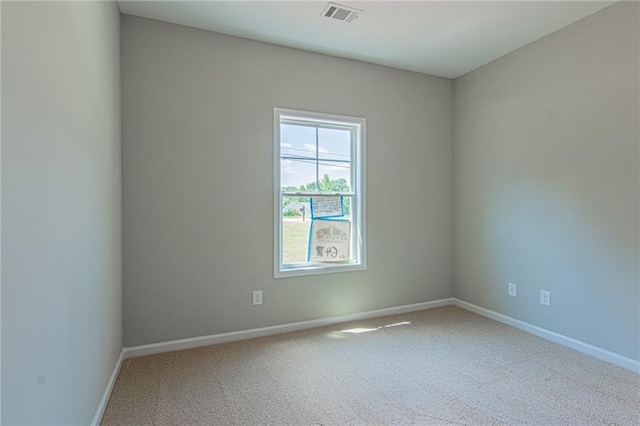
[274,108,366,278]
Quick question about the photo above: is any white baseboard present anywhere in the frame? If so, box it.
[123,297,639,374]
[123,298,455,359]
[91,349,125,426]
[453,298,640,374]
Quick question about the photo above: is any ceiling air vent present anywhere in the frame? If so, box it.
[321,2,362,23]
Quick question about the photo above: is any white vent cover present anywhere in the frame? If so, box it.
[321,2,362,23]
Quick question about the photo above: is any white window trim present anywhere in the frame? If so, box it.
[274,107,367,279]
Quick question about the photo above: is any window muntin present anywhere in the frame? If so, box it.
[274,108,366,278]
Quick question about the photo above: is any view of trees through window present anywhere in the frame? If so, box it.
[281,175,352,264]
[282,175,351,216]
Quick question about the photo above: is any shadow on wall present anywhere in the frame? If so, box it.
[478,178,638,355]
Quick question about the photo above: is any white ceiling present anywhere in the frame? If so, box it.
[118,1,616,79]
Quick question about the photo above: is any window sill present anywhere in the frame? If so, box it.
[275,262,366,279]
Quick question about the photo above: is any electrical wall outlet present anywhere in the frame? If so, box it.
[253,290,263,306]
[540,290,551,307]
[508,282,517,297]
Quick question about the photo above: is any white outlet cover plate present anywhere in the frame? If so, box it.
[540,290,551,306]
[508,283,517,297]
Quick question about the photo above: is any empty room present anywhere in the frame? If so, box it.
[1,0,639,425]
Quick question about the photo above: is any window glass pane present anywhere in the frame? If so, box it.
[282,196,312,264]
[281,159,317,189]
[281,124,316,159]
[318,128,351,163]
[318,162,351,191]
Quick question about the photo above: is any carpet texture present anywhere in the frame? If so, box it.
[102,306,639,425]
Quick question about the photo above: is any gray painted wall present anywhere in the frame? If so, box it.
[121,15,453,346]
[453,2,639,360]
[1,2,122,424]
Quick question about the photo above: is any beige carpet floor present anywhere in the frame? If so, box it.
[102,306,639,425]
